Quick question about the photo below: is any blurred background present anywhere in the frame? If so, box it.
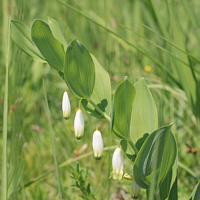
[1,0,200,199]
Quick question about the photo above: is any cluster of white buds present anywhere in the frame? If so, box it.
[62,92,139,198]
[62,91,84,139]
[92,130,104,159]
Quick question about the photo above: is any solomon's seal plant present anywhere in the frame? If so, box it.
[10,16,190,199]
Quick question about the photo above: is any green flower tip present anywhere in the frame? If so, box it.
[75,136,83,140]
[110,171,123,180]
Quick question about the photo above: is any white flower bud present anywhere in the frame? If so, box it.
[131,180,140,199]
[62,91,71,119]
[92,130,104,159]
[74,109,84,140]
[110,148,123,180]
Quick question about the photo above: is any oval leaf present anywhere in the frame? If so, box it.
[31,19,65,72]
[11,20,45,62]
[130,78,158,143]
[81,55,111,118]
[123,78,158,162]
[134,125,177,189]
[46,17,68,51]
[64,39,95,99]
[111,78,136,139]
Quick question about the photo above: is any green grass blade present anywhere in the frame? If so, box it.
[56,0,181,87]
[167,1,197,110]
[141,23,200,65]
[149,0,197,118]
[181,0,200,42]
[42,78,63,200]
[1,16,11,200]
[117,23,200,75]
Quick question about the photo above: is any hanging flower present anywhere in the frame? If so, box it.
[131,180,140,199]
[62,91,71,119]
[110,147,123,180]
[92,130,104,159]
[74,109,84,140]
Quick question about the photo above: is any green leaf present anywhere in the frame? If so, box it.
[159,155,178,200]
[81,55,111,118]
[189,182,200,200]
[168,175,178,200]
[10,20,45,62]
[64,39,95,99]
[31,19,65,72]
[111,78,136,140]
[46,17,68,50]
[123,78,157,162]
[130,78,158,143]
[134,125,177,189]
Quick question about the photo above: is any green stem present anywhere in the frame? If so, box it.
[178,161,199,179]
[43,79,63,200]
[127,138,138,155]
[155,190,161,200]
[89,99,111,121]
[79,99,82,109]
[1,16,11,200]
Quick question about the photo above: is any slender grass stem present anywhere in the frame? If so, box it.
[178,161,199,180]
[42,78,63,200]
[16,145,117,191]
[2,0,9,62]
[59,145,116,168]
[141,23,200,65]
[89,99,111,121]
[24,170,53,188]
[1,16,11,200]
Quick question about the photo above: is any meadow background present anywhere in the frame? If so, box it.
[1,0,200,199]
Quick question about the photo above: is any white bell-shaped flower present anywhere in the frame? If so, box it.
[110,147,123,180]
[92,130,104,159]
[62,91,71,119]
[74,109,84,140]
[131,180,140,199]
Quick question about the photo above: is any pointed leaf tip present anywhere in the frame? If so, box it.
[111,78,136,139]
[64,39,95,99]
[31,19,65,72]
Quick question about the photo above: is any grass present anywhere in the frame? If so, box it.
[1,0,200,199]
